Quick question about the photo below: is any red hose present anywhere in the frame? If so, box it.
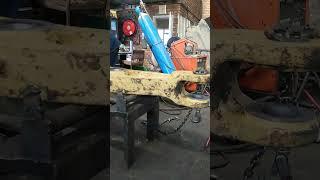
[304,89,320,111]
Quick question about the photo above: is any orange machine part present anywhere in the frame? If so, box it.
[171,39,199,71]
[212,0,280,30]
[170,39,206,92]
[211,0,312,93]
[239,67,279,93]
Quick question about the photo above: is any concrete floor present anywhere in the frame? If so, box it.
[96,100,320,180]
[110,103,210,180]
[213,141,320,180]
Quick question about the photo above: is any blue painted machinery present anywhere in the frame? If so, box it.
[135,3,176,74]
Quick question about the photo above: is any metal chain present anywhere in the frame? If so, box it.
[242,147,266,180]
[158,109,193,135]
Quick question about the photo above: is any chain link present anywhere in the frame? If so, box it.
[242,147,266,180]
[158,109,193,135]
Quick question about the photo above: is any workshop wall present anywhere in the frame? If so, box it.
[180,0,203,21]
[146,1,202,37]
[116,2,202,44]
[114,1,205,71]
[202,0,210,19]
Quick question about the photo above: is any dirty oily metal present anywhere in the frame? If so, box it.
[210,63,320,147]
[211,92,320,147]
[110,68,210,108]
[0,18,108,106]
[42,0,106,10]
[212,29,320,74]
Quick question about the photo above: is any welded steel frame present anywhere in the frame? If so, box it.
[110,94,159,168]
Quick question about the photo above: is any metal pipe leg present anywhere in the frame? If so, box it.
[116,94,135,168]
[146,97,159,141]
[125,113,135,168]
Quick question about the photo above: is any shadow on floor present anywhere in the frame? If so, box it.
[110,104,210,180]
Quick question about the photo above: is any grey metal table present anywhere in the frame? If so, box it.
[110,94,159,168]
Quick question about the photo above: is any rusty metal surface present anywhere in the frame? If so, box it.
[110,68,210,108]
[212,29,320,72]
[0,18,108,106]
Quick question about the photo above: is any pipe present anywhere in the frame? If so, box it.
[304,89,320,111]
[135,5,176,74]
[295,72,310,102]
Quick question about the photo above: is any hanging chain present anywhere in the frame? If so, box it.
[242,147,266,180]
[158,109,193,135]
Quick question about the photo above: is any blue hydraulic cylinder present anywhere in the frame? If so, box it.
[135,7,176,74]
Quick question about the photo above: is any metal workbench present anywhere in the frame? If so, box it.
[110,94,159,168]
